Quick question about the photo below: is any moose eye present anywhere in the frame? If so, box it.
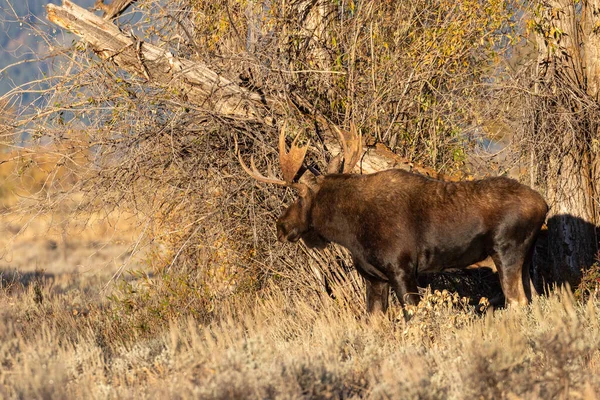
[279,222,289,233]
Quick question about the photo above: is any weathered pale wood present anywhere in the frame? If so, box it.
[47,0,265,121]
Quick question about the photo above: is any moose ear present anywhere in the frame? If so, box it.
[298,170,320,191]
[326,154,342,174]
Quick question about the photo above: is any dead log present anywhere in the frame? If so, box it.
[47,0,265,121]
[46,0,443,178]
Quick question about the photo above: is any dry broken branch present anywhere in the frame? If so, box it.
[45,0,439,178]
[47,0,265,121]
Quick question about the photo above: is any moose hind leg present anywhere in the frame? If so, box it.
[491,248,528,306]
[522,238,539,301]
[365,278,390,314]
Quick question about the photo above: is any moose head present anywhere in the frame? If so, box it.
[238,122,362,249]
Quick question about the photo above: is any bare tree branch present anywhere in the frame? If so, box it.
[46,0,441,178]
[47,0,266,121]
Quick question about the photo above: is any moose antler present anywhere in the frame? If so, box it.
[237,152,288,186]
[331,122,362,173]
[238,122,309,188]
[278,121,309,182]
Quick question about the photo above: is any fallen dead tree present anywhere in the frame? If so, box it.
[46,0,446,178]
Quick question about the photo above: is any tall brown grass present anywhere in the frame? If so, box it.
[1,271,599,399]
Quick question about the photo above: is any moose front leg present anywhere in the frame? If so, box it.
[388,265,420,308]
[352,255,390,314]
[365,278,389,314]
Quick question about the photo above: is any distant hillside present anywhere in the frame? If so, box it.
[0,0,95,101]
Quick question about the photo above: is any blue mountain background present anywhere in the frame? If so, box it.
[0,0,95,104]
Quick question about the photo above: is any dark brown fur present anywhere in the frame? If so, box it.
[277,169,548,313]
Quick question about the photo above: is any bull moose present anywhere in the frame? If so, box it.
[239,123,548,313]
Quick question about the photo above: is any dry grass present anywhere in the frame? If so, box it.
[1,1,598,397]
[0,168,597,399]
[0,211,141,275]
[1,262,599,399]
[0,161,597,399]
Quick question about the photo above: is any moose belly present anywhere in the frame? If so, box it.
[417,236,489,273]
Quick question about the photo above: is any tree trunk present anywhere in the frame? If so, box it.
[47,1,265,121]
[297,0,333,72]
[534,0,600,287]
[545,147,597,286]
[584,0,600,232]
